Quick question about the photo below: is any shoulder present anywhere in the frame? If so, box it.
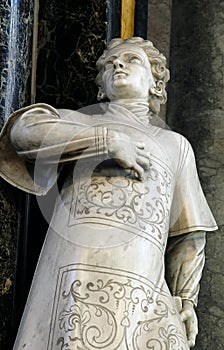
[156,128,193,155]
[19,103,60,119]
[154,128,196,174]
[57,108,96,123]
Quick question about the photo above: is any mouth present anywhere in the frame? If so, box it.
[113,70,128,80]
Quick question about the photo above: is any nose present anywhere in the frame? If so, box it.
[113,58,125,69]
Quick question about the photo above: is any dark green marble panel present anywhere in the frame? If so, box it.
[0,0,34,347]
[0,0,33,125]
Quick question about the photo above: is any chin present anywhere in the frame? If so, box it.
[113,79,128,87]
[108,81,143,100]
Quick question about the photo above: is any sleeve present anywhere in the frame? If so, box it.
[0,103,108,195]
[165,231,206,307]
[169,136,218,236]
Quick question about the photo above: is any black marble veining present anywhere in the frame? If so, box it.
[0,1,34,348]
[0,0,107,347]
[36,0,107,109]
[0,0,33,126]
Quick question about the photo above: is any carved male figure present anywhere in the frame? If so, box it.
[0,37,217,349]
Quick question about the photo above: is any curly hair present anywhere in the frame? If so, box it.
[96,37,170,115]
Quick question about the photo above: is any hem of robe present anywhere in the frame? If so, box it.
[169,224,218,237]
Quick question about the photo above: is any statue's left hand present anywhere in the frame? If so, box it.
[181,300,198,348]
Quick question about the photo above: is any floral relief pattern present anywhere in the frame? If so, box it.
[48,265,188,350]
[69,158,172,243]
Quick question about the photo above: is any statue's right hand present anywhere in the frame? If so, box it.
[107,130,150,180]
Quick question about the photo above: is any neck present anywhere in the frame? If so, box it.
[110,98,151,125]
[111,98,148,103]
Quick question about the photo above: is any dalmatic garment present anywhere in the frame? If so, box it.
[0,103,217,350]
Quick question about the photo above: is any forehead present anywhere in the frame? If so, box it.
[104,43,149,61]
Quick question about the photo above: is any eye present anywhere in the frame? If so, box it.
[104,60,113,70]
[128,55,142,64]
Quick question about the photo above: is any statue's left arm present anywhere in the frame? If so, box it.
[165,134,217,347]
[165,231,206,347]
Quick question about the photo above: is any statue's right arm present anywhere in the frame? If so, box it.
[10,105,108,163]
[10,105,150,179]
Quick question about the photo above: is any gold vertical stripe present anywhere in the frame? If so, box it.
[121,0,135,38]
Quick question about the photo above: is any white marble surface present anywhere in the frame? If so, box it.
[0,37,217,349]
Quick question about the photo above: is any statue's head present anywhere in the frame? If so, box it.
[96,37,170,115]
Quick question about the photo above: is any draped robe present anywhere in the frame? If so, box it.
[0,103,217,349]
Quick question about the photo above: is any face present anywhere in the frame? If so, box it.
[102,43,155,101]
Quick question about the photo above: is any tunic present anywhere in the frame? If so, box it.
[0,103,217,350]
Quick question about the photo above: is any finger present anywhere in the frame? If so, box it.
[185,317,198,348]
[135,142,145,149]
[136,149,150,159]
[136,156,150,170]
[186,319,198,338]
[133,163,144,180]
[188,335,196,348]
[180,309,192,322]
[187,328,198,348]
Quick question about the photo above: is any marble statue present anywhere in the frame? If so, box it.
[0,37,217,349]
